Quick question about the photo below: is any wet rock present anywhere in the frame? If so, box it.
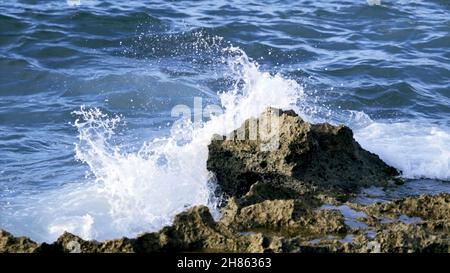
[375,222,449,253]
[1,194,449,253]
[134,205,265,253]
[153,205,230,251]
[220,198,347,236]
[98,238,135,253]
[208,107,399,200]
[0,229,38,253]
[345,193,450,253]
[154,205,286,253]
[230,193,449,253]
[356,193,450,222]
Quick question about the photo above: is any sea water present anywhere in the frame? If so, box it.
[0,0,449,242]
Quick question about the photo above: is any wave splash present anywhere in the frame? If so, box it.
[1,43,449,243]
[13,46,302,242]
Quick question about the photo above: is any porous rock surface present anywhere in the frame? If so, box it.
[207,107,399,201]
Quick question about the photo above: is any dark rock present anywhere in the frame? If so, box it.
[0,229,38,253]
[99,238,135,253]
[56,232,99,253]
[208,107,399,200]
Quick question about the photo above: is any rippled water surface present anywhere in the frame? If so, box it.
[0,0,449,242]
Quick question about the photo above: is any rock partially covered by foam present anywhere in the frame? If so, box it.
[207,107,399,200]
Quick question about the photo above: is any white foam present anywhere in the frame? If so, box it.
[354,121,450,180]
[2,46,303,242]
[49,214,94,239]
[309,108,450,181]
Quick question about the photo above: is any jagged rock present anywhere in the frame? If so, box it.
[154,205,228,251]
[55,232,99,253]
[0,229,38,253]
[345,193,450,253]
[0,194,449,253]
[35,232,134,253]
[134,205,282,253]
[98,238,135,253]
[208,107,399,200]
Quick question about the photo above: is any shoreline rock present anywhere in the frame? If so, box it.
[0,230,39,253]
[207,108,399,202]
[2,193,448,253]
[1,108,448,253]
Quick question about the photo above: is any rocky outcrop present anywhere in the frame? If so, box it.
[208,108,399,201]
[0,230,39,253]
[2,193,448,253]
[1,108,448,253]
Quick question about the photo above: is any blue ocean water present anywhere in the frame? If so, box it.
[0,0,449,242]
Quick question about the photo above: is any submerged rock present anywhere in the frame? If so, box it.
[207,108,399,201]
